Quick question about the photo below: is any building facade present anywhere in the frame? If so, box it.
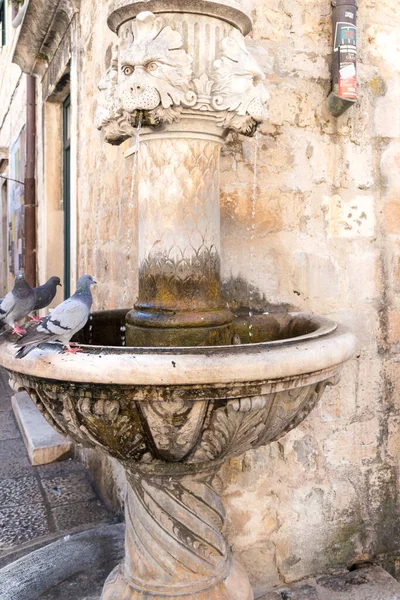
[0,0,400,594]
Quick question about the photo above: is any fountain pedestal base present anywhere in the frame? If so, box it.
[102,560,253,600]
[101,471,253,600]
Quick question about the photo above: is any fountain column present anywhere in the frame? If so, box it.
[130,131,232,347]
[95,1,269,346]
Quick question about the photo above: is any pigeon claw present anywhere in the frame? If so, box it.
[29,316,42,323]
[63,345,83,354]
[12,325,27,336]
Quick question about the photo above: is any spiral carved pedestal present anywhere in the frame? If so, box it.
[102,472,252,599]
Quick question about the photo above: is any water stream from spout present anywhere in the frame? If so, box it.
[90,139,106,345]
[93,153,103,299]
[121,115,142,345]
[248,130,259,341]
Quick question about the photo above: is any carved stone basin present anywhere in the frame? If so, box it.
[0,310,355,600]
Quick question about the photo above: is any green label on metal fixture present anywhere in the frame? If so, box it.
[334,22,357,100]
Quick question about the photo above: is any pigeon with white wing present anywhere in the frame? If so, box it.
[15,274,96,358]
[0,273,36,336]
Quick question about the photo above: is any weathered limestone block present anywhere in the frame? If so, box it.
[292,252,340,300]
[346,251,381,301]
[322,195,376,238]
[95,11,269,143]
[343,141,375,190]
[375,79,400,138]
[381,141,400,194]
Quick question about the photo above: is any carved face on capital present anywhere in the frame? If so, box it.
[212,30,270,123]
[94,11,195,143]
[117,11,193,112]
[94,44,119,129]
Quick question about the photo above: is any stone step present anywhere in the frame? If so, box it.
[12,391,73,465]
[258,564,400,599]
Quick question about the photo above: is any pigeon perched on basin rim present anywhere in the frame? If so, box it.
[0,273,36,336]
[15,274,96,358]
[30,276,62,321]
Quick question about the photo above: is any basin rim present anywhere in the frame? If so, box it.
[0,313,357,387]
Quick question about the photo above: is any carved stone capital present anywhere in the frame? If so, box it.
[107,0,252,36]
[95,11,195,143]
[95,10,269,141]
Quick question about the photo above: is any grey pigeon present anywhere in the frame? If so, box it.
[33,276,62,311]
[30,276,62,322]
[15,274,96,358]
[0,273,36,335]
[0,276,62,321]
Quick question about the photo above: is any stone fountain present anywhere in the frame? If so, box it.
[0,1,356,599]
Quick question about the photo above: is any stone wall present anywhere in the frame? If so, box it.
[76,1,139,308]
[1,0,400,592]
[75,0,400,591]
[218,0,400,591]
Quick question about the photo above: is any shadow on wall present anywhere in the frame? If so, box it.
[222,274,297,314]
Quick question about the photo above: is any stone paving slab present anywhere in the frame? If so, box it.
[0,371,14,411]
[0,410,21,440]
[40,471,98,507]
[0,438,33,478]
[0,504,50,548]
[0,367,115,561]
[52,499,111,531]
[259,565,400,599]
[0,475,43,506]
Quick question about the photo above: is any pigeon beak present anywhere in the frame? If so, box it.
[92,279,97,285]
[58,283,62,287]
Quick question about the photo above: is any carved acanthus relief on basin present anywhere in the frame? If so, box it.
[8,370,336,467]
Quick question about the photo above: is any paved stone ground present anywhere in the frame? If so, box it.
[0,367,115,567]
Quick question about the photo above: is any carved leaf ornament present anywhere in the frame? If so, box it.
[9,372,336,468]
[211,29,270,122]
